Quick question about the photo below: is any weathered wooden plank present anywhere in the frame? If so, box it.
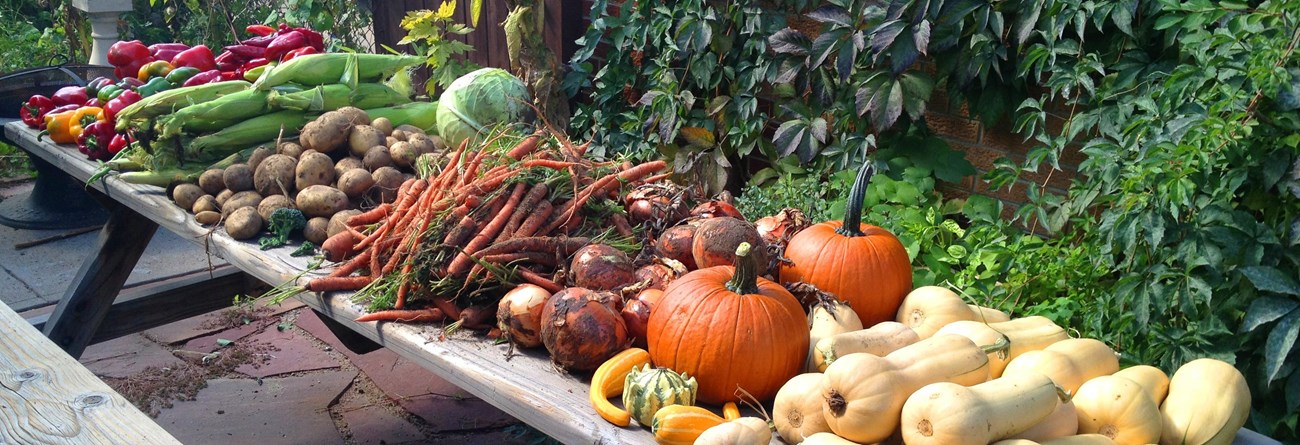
[40,199,159,359]
[0,301,182,445]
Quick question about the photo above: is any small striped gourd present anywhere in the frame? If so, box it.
[624,364,698,426]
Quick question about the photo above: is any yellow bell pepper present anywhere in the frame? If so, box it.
[68,106,105,140]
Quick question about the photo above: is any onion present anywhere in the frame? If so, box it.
[570,244,636,291]
[497,284,551,348]
[637,288,665,307]
[690,200,744,219]
[634,257,688,290]
[755,208,812,247]
[691,217,768,270]
[540,287,629,371]
[623,183,691,227]
[655,224,699,270]
[621,298,653,348]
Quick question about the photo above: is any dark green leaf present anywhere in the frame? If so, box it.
[773,119,809,157]
[807,5,852,26]
[810,27,847,69]
[1241,296,1300,333]
[1267,309,1300,382]
[914,20,931,55]
[870,20,906,56]
[1242,266,1300,296]
[769,28,811,56]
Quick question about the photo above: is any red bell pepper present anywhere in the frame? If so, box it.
[20,95,54,128]
[103,90,142,123]
[85,98,101,107]
[222,44,266,59]
[181,70,223,87]
[52,86,88,107]
[246,24,275,37]
[108,133,129,155]
[219,71,242,82]
[148,43,189,62]
[240,33,276,48]
[77,120,117,161]
[108,40,150,67]
[280,46,318,62]
[293,27,326,51]
[214,50,245,72]
[171,45,217,72]
[265,30,308,61]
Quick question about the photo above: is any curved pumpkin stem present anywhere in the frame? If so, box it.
[726,242,759,295]
[835,160,877,238]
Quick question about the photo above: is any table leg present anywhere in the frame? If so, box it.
[41,197,159,359]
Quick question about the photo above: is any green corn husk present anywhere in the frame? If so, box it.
[157,84,307,137]
[186,110,316,158]
[269,83,411,112]
[252,53,423,89]
[115,81,252,131]
[364,101,439,134]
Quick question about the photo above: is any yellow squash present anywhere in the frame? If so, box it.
[900,373,1062,445]
[812,321,919,372]
[895,286,976,339]
[934,315,1070,378]
[1112,365,1169,405]
[993,434,1117,445]
[774,373,832,444]
[1008,400,1079,442]
[589,347,651,426]
[1002,338,1119,395]
[1073,375,1162,445]
[694,417,770,445]
[652,404,726,445]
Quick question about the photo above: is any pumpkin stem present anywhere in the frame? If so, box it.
[726,242,760,295]
[978,334,1011,357]
[835,160,876,237]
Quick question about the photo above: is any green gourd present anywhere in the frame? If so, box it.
[623,364,698,426]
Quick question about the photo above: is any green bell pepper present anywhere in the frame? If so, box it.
[85,77,114,101]
[164,66,200,85]
[97,85,123,103]
[137,77,175,98]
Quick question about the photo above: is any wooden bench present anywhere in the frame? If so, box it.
[0,301,181,445]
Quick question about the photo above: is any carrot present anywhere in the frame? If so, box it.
[446,182,528,276]
[516,268,563,294]
[328,249,373,277]
[456,168,517,196]
[612,213,634,237]
[478,251,559,267]
[442,215,479,248]
[354,307,445,323]
[460,148,491,187]
[542,160,667,234]
[394,260,416,309]
[444,304,498,335]
[321,230,360,262]
[430,297,462,321]
[496,182,549,243]
[519,159,578,170]
[506,133,543,159]
[346,203,392,227]
[640,172,671,184]
[305,276,373,293]
[475,236,592,259]
[513,200,553,238]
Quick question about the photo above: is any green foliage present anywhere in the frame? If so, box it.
[398,1,480,96]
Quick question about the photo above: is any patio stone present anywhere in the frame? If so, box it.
[235,323,341,378]
[79,334,184,379]
[340,404,427,445]
[154,371,356,445]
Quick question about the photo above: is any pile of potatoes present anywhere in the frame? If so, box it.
[170,106,447,244]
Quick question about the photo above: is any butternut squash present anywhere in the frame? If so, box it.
[652,404,726,445]
[821,334,994,444]
[992,434,1117,445]
[1073,375,1162,445]
[774,373,833,444]
[1159,358,1250,445]
[589,347,651,426]
[1009,400,1079,442]
[807,297,864,372]
[970,304,1012,322]
[812,321,919,372]
[895,286,975,338]
[1112,365,1169,406]
[900,373,1062,445]
[935,316,1070,378]
[1002,338,1119,395]
[694,417,771,445]
[802,432,863,444]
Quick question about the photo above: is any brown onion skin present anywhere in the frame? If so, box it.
[690,200,744,220]
[539,288,629,372]
[569,244,636,291]
[623,184,691,226]
[497,284,551,348]
[691,217,768,270]
[634,263,675,290]
[637,288,665,307]
[655,224,699,270]
[621,298,653,349]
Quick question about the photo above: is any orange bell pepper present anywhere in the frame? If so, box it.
[41,109,80,144]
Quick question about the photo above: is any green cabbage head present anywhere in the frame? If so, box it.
[436,68,531,148]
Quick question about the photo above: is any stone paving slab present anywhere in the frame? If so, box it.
[180,319,272,354]
[79,334,185,379]
[143,308,232,345]
[235,323,341,378]
[351,348,476,400]
[155,371,357,445]
[398,394,520,433]
[339,404,427,445]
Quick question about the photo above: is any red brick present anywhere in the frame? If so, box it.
[953,142,1020,173]
[973,177,1031,204]
[1018,163,1076,193]
[980,121,1035,154]
[925,111,981,143]
[937,184,972,201]
[1061,143,1087,169]
[927,88,952,114]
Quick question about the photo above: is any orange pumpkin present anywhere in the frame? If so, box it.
[780,161,912,326]
[648,242,808,404]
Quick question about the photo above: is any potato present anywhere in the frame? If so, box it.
[223,164,254,192]
[304,217,330,245]
[296,185,349,218]
[195,210,221,226]
[385,136,399,146]
[371,117,394,136]
[337,168,376,199]
[222,191,263,218]
[363,146,393,171]
[172,183,205,212]
[395,124,424,135]
[336,107,371,126]
[255,154,297,196]
[295,151,336,191]
[198,169,225,195]
[429,135,448,152]
[406,134,435,156]
[278,141,304,159]
[248,146,274,173]
[389,141,418,168]
[349,125,386,158]
[335,156,364,176]
[192,195,219,214]
[215,189,234,206]
[371,166,404,203]
[257,194,295,222]
[299,111,354,153]
[389,130,408,142]
[328,209,362,238]
[225,207,263,240]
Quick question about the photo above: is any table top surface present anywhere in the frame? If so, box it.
[4,121,662,444]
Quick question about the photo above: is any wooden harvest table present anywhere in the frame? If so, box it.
[2,121,661,444]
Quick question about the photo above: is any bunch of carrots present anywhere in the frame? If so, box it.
[302,129,667,324]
